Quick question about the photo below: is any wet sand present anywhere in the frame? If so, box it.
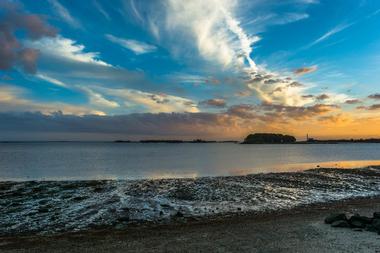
[1,197,380,253]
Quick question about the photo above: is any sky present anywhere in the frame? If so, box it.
[0,0,380,141]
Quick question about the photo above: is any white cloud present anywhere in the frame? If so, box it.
[81,87,119,108]
[0,85,104,115]
[48,0,81,28]
[145,0,259,70]
[100,87,199,113]
[36,74,67,87]
[106,34,157,55]
[26,36,111,66]
[36,74,119,109]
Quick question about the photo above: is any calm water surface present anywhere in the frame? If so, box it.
[0,142,380,181]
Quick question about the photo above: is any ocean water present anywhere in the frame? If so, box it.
[1,142,380,181]
[1,142,380,235]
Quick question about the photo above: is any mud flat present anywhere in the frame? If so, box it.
[1,166,380,252]
[1,197,380,252]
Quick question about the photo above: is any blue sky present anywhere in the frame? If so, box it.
[0,0,380,140]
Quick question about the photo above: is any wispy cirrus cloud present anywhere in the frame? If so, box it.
[93,0,110,20]
[307,23,354,48]
[246,12,309,28]
[106,34,157,55]
[36,74,67,87]
[140,0,259,69]
[26,36,111,66]
[48,0,81,28]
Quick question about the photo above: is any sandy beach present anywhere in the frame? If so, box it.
[1,197,380,253]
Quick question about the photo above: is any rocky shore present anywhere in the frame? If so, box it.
[325,211,380,234]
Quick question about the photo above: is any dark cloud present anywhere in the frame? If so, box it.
[318,114,348,124]
[0,101,341,141]
[288,81,304,88]
[302,94,314,99]
[0,111,239,140]
[0,1,56,73]
[199,98,226,108]
[344,99,361,105]
[368,94,380,100]
[227,104,256,118]
[316,94,329,100]
[226,102,337,122]
[259,102,337,120]
[148,94,170,104]
[357,104,380,111]
[263,79,279,85]
[293,66,318,76]
[18,48,39,73]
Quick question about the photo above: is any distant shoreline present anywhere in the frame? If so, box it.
[1,140,380,144]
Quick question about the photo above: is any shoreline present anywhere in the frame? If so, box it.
[1,196,380,252]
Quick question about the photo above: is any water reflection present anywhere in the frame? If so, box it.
[1,142,380,181]
[228,160,380,176]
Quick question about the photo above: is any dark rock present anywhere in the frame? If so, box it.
[352,228,363,232]
[93,187,104,193]
[331,220,350,228]
[372,219,380,231]
[373,212,380,219]
[72,196,87,202]
[117,215,130,222]
[38,207,50,213]
[365,224,378,232]
[349,220,365,228]
[325,213,347,224]
[348,215,372,228]
[39,199,49,205]
[170,188,195,201]
[175,211,184,218]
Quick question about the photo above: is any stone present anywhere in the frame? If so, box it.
[170,188,195,201]
[175,211,184,218]
[372,219,380,231]
[365,224,378,232]
[348,215,372,228]
[349,220,366,228]
[325,213,347,224]
[331,220,350,228]
[352,228,363,232]
[373,212,380,219]
[38,207,49,213]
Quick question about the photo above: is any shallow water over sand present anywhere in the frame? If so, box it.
[1,142,380,181]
